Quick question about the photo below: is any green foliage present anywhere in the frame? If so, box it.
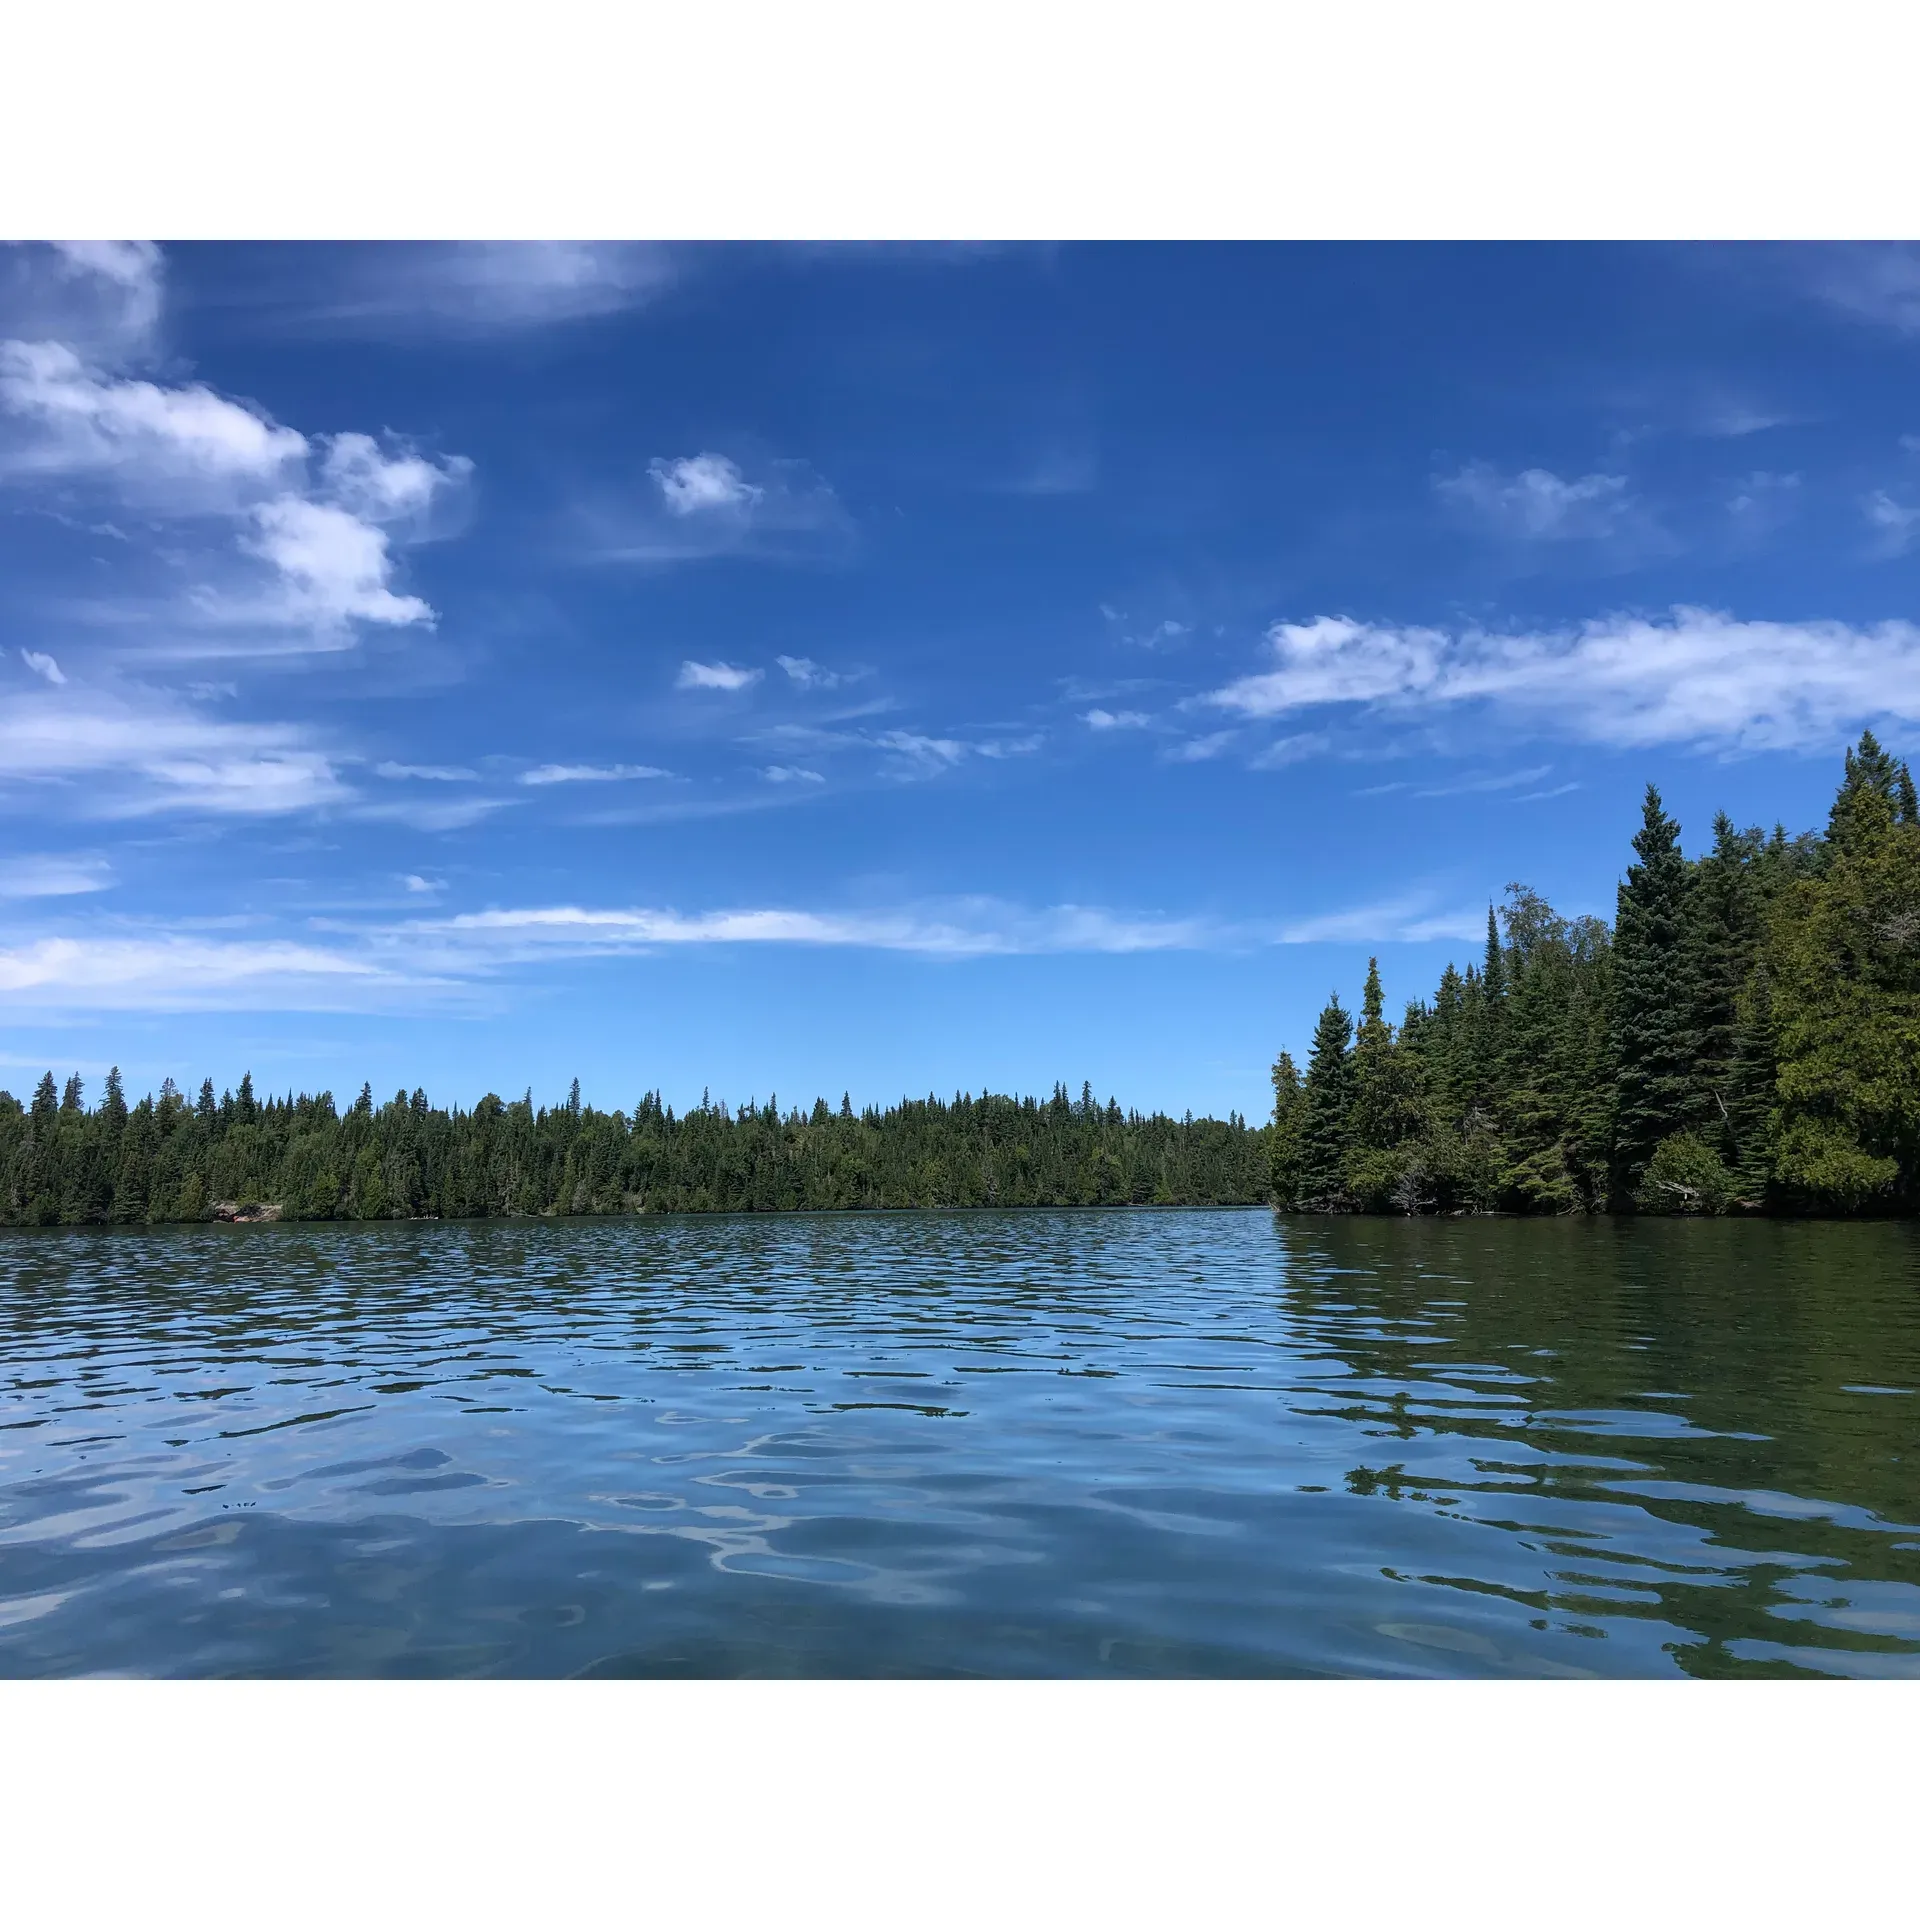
[1635,1132,1736,1215]
[1269,733,1920,1219]
[0,1078,1271,1226]
[1298,995,1356,1210]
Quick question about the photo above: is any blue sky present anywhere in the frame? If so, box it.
[4,239,1920,1120]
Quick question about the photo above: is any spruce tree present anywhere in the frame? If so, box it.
[1298,994,1356,1210]
[1268,1050,1306,1209]
[1612,784,1703,1197]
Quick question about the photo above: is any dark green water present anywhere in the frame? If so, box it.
[2,1210,1916,1677]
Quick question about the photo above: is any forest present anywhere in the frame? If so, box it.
[1270,731,1920,1217]
[4,731,1915,1228]
[0,1076,1267,1227]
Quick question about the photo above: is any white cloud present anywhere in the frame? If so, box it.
[0,934,407,1012]
[0,854,112,899]
[1436,463,1634,540]
[1725,469,1802,536]
[0,241,164,363]
[1206,607,1920,751]
[873,730,969,770]
[1414,764,1552,797]
[1,275,465,655]
[0,339,307,503]
[677,660,761,692]
[403,874,443,895]
[761,765,825,784]
[1863,490,1920,557]
[517,763,672,785]
[320,432,470,528]
[20,648,65,685]
[376,761,478,782]
[1804,243,1920,336]
[588,455,845,565]
[1165,729,1239,763]
[0,686,346,816]
[307,242,678,335]
[1084,707,1150,730]
[1276,895,1486,946]
[426,900,1214,960]
[776,654,847,689]
[241,496,434,630]
[651,452,762,516]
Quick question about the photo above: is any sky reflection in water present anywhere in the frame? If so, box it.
[2,1211,1917,1677]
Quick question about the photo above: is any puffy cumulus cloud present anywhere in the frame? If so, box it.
[320,432,471,528]
[588,453,846,564]
[651,452,762,516]
[0,686,347,817]
[20,649,65,685]
[241,497,434,631]
[677,660,761,691]
[1084,707,1150,730]
[1206,608,1920,751]
[0,339,308,504]
[1435,463,1635,540]
[1,254,469,656]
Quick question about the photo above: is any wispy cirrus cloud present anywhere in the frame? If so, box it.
[517,762,672,785]
[0,854,113,899]
[1799,242,1920,337]
[1863,490,1920,557]
[375,761,479,782]
[266,242,681,337]
[1435,463,1639,542]
[1205,608,1920,752]
[0,684,348,817]
[0,934,426,1012]
[0,879,1493,1013]
[20,648,65,685]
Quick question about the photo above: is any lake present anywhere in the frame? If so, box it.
[2,1209,1917,1678]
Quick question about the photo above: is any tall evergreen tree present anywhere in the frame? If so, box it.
[1612,785,1703,1198]
[1297,994,1356,1210]
[1268,1050,1306,1210]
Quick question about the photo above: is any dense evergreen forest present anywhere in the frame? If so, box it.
[0,1075,1267,1227]
[1270,732,1920,1218]
[5,731,1914,1229]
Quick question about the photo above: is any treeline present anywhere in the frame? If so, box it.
[1270,731,1920,1217]
[0,1076,1268,1227]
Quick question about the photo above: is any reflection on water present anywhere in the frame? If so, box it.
[1,1211,1916,1677]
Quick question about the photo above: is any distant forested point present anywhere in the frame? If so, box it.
[0,1076,1266,1227]
[1271,731,1920,1219]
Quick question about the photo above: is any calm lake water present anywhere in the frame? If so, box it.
[2,1210,1917,1678]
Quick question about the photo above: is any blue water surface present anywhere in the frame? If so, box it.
[2,1210,1917,1677]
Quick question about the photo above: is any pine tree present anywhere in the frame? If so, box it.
[1612,785,1703,1198]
